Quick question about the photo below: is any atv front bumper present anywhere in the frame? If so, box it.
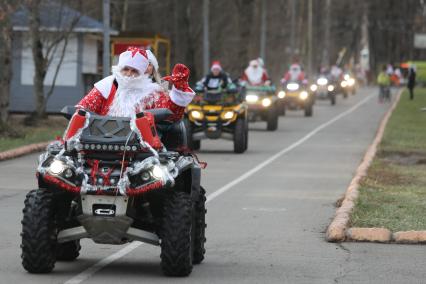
[57,195,160,245]
[189,119,236,141]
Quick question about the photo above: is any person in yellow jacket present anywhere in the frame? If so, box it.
[377,65,391,102]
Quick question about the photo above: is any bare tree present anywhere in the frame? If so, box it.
[26,0,81,119]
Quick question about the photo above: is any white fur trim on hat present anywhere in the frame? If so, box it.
[169,85,195,107]
[146,50,159,71]
[94,75,115,99]
[118,49,149,75]
[211,64,221,71]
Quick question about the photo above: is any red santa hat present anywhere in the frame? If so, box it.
[210,61,222,71]
[117,46,149,75]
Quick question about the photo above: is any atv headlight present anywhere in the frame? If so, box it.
[49,160,66,175]
[286,83,299,91]
[327,85,335,92]
[347,78,355,86]
[190,110,203,120]
[277,90,286,99]
[221,111,235,120]
[341,81,348,88]
[299,91,309,100]
[310,84,318,92]
[262,98,272,107]
[317,78,328,86]
[152,165,164,179]
[344,74,350,81]
[246,94,259,103]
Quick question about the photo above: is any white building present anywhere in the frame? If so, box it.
[10,4,118,112]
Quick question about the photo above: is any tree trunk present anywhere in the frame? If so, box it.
[0,9,12,124]
[322,0,331,66]
[29,0,47,118]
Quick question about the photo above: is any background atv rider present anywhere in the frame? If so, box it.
[77,46,195,123]
[241,59,271,86]
[198,61,232,91]
[281,62,307,86]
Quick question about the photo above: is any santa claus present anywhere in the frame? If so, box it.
[281,63,305,83]
[240,59,270,86]
[76,47,194,122]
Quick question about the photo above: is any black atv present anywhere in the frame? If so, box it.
[21,106,206,277]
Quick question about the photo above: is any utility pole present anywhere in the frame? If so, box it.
[289,0,296,58]
[260,0,267,61]
[307,0,313,77]
[202,0,210,74]
[102,0,110,77]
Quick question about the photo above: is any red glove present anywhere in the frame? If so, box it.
[163,63,192,92]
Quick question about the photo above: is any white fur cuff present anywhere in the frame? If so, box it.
[169,86,195,107]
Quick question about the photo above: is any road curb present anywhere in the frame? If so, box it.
[0,141,50,162]
[326,90,402,242]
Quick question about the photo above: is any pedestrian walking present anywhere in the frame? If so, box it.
[407,65,416,100]
[377,65,391,103]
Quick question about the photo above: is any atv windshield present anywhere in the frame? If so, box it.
[245,85,276,97]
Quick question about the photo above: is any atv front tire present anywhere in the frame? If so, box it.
[266,106,278,131]
[160,192,193,276]
[193,187,207,264]
[21,189,57,273]
[234,118,247,153]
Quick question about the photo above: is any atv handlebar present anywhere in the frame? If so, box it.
[61,106,173,123]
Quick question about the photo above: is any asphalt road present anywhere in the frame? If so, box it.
[1,87,425,284]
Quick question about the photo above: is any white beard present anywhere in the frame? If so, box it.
[107,66,162,117]
[244,67,263,85]
[289,70,301,81]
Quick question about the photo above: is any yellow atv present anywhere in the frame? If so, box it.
[244,85,279,131]
[278,80,314,117]
[185,85,248,153]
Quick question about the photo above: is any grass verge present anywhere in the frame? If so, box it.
[0,115,67,152]
[350,88,426,232]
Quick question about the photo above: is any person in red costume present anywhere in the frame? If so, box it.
[77,46,195,122]
[240,59,271,86]
[281,63,305,84]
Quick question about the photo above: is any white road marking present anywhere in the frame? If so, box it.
[64,94,373,284]
[206,94,373,203]
[64,241,142,284]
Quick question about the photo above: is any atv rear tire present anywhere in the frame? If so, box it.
[278,101,286,116]
[21,189,57,273]
[266,106,278,131]
[193,187,207,264]
[160,192,193,276]
[234,118,247,153]
[191,140,201,151]
[304,103,313,117]
[244,119,249,151]
[330,94,336,105]
[185,119,200,151]
[56,240,81,261]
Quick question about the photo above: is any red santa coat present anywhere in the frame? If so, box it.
[77,75,193,122]
[282,71,305,82]
[241,69,270,86]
